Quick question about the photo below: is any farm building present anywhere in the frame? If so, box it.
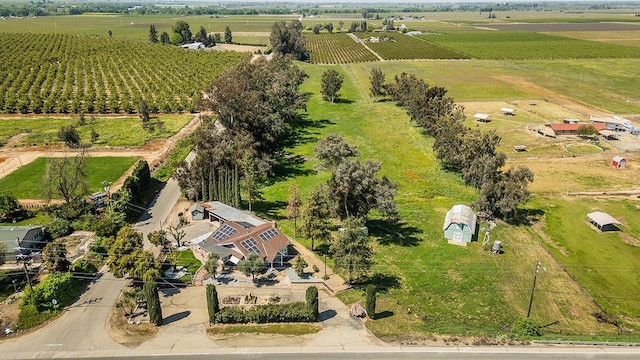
[501,107,515,116]
[181,42,204,50]
[587,212,622,232]
[612,156,627,168]
[563,119,581,124]
[190,201,266,227]
[443,204,478,245]
[591,116,633,132]
[474,113,491,122]
[547,123,606,136]
[600,130,620,140]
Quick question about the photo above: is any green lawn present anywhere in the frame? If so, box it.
[174,248,202,283]
[0,157,139,199]
[0,115,192,147]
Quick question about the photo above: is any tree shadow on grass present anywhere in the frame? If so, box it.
[334,98,354,104]
[162,310,190,325]
[282,115,335,149]
[269,152,316,184]
[505,208,545,226]
[351,272,402,294]
[252,199,288,221]
[374,311,394,320]
[367,219,423,247]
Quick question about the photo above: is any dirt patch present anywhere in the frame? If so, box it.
[381,333,530,346]
[0,294,21,337]
[106,306,158,348]
[494,75,610,118]
[620,233,640,247]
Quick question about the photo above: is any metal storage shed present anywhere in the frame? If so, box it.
[587,212,622,232]
[443,204,477,244]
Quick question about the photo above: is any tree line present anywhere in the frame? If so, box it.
[370,68,533,221]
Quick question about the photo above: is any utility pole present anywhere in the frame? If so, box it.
[23,258,33,293]
[527,261,543,318]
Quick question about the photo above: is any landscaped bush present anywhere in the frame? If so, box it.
[306,286,319,322]
[215,302,312,324]
[21,271,81,320]
[70,258,98,275]
[46,218,72,239]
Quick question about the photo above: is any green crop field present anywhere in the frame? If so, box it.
[421,30,640,60]
[0,156,138,199]
[0,14,298,41]
[357,32,468,60]
[0,33,249,115]
[0,114,191,147]
[305,33,378,64]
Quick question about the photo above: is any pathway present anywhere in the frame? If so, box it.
[347,33,385,62]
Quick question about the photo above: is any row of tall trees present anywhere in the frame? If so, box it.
[176,55,308,210]
[371,68,533,220]
[149,21,223,47]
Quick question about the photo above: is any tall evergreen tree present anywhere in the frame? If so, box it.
[224,26,232,43]
[299,185,332,251]
[149,24,158,43]
[286,184,302,237]
[369,68,386,100]
[365,284,376,319]
[306,286,319,322]
[160,31,170,44]
[206,284,219,324]
[330,217,374,283]
[144,281,163,326]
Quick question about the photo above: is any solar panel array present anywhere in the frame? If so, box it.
[211,224,237,241]
[258,228,279,242]
[241,238,261,254]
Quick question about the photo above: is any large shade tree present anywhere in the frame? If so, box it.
[270,20,309,60]
[45,152,89,204]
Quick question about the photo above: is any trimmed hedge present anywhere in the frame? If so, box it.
[215,302,312,324]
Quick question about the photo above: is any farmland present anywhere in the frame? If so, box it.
[357,32,468,60]
[259,61,627,340]
[0,114,191,147]
[0,33,249,115]
[421,30,640,60]
[305,33,378,64]
[2,7,640,343]
[0,156,138,199]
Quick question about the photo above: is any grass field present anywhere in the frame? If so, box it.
[546,31,640,48]
[0,157,138,199]
[254,61,623,340]
[0,115,192,147]
[527,197,640,327]
[421,31,640,59]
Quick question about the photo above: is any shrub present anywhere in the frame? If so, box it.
[306,286,319,322]
[71,214,95,231]
[16,304,51,330]
[46,218,72,239]
[22,272,80,312]
[70,258,98,275]
[512,317,542,338]
[312,264,320,273]
[215,302,311,324]
[365,284,376,319]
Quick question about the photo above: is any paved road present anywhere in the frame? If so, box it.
[0,271,129,358]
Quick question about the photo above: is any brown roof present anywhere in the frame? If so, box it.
[548,123,606,132]
[205,221,290,264]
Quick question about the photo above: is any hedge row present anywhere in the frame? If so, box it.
[215,302,312,324]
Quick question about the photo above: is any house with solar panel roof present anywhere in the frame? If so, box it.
[191,201,291,268]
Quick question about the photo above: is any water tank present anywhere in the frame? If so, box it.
[492,240,502,253]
